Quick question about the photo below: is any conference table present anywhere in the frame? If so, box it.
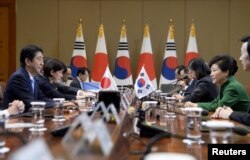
[2,105,250,160]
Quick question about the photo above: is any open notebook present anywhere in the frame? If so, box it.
[160,84,181,95]
[82,82,100,91]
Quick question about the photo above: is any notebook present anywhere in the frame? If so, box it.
[82,82,100,91]
[160,84,181,95]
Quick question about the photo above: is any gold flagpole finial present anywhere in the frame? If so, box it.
[99,23,104,38]
[77,19,83,38]
[169,18,173,24]
[169,18,174,39]
[121,19,126,38]
[122,19,126,25]
[144,23,149,37]
[190,19,196,37]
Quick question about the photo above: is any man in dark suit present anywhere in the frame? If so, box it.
[174,65,197,98]
[61,66,74,86]
[70,67,90,90]
[0,45,53,112]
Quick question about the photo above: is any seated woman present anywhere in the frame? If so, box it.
[185,55,249,112]
[37,58,81,100]
[210,36,250,126]
[175,58,218,103]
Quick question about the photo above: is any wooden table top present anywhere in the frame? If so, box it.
[1,108,250,160]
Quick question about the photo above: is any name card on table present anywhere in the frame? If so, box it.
[62,112,113,158]
[124,88,135,104]
[92,119,113,157]
[107,103,121,125]
[62,112,96,157]
[8,138,53,160]
[90,101,110,121]
[121,93,130,111]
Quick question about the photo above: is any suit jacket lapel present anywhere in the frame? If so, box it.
[33,78,38,99]
[77,79,82,89]
[22,68,37,99]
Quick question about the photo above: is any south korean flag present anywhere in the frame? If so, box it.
[134,66,156,99]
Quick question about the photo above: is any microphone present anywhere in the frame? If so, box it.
[169,75,188,86]
[159,103,209,117]
[180,75,189,81]
[67,75,74,80]
[50,125,70,137]
[139,122,248,160]
[201,121,249,136]
[175,75,189,87]
[141,132,170,160]
[139,122,202,140]
[132,111,140,135]
[232,126,248,136]
[139,122,203,160]
[201,109,209,116]
[10,111,34,118]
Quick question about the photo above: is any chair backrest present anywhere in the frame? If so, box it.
[0,82,7,106]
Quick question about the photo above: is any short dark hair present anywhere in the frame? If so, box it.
[77,67,90,76]
[240,35,250,57]
[209,54,238,76]
[20,45,43,68]
[188,58,210,80]
[43,58,64,77]
[63,65,71,74]
[175,65,188,75]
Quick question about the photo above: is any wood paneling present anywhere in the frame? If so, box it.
[0,0,16,82]
[16,0,59,58]
[186,0,229,60]
[0,7,9,81]
[16,0,250,85]
[230,0,250,85]
[143,0,186,77]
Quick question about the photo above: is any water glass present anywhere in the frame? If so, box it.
[78,98,89,112]
[206,120,234,144]
[165,96,176,118]
[145,107,157,124]
[29,101,47,132]
[0,118,10,154]
[183,107,203,139]
[143,101,158,124]
[158,109,168,126]
[52,98,65,122]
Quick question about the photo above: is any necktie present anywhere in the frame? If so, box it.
[182,86,188,96]
[31,78,35,94]
[81,82,84,90]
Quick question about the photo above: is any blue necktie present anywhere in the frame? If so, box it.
[31,78,35,94]
[81,82,84,90]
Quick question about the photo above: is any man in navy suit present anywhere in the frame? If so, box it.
[174,65,197,97]
[0,45,53,112]
[70,67,90,90]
